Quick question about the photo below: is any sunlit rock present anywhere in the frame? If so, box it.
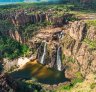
[17,57,30,68]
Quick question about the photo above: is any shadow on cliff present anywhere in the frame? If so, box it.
[0,59,4,73]
[10,61,69,85]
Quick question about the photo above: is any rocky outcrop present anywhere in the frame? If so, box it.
[11,12,47,26]
[11,12,30,26]
[0,74,13,92]
[0,73,43,92]
[2,57,36,72]
[8,29,25,43]
[69,21,87,41]
[87,26,96,41]
[30,13,47,23]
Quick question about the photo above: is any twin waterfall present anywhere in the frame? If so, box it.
[40,42,47,64]
[56,47,62,71]
[40,42,62,71]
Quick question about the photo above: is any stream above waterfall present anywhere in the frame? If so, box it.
[10,60,68,85]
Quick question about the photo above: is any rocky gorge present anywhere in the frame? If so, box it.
[27,20,96,78]
[0,2,96,92]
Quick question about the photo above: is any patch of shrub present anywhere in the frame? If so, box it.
[75,72,83,79]
[90,83,96,89]
[71,78,83,86]
[63,84,72,90]
[83,38,96,49]
[60,72,84,91]
[63,54,76,63]
[86,20,96,27]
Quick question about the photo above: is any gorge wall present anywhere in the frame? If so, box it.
[29,20,96,79]
[0,10,73,43]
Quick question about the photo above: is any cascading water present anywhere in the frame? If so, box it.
[56,46,62,71]
[40,41,47,64]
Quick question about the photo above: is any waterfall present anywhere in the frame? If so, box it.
[56,46,62,71]
[40,42,47,64]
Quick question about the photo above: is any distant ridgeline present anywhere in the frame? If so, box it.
[0,0,96,4]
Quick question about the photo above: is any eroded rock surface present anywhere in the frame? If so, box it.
[61,21,96,78]
[69,21,87,41]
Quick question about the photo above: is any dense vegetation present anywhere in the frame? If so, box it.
[0,35,30,59]
[0,0,96,60]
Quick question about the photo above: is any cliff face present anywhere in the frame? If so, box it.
[62,21,96,78]
[8,28,28,44]
[10,11,71,26]
[11,12,47,26]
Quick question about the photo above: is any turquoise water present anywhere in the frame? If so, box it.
[0,0,39,5]
[0,0,23,5]
[0,2,21,5]
[0,0,60,5]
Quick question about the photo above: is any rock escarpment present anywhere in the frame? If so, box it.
[11,12,47,26]
[29,20,96,78]
[10,12,73,27]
